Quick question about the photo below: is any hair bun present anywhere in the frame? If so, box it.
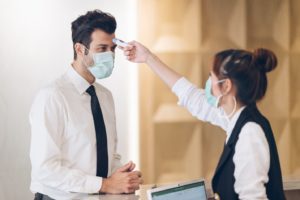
[252,48,277,73]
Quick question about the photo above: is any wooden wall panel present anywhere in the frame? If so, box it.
[138,0,300,184]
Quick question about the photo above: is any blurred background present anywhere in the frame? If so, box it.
[0,0,138,199]
[0,0,299,199]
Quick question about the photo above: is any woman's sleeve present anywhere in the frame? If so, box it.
[233,122,270,200]
[171,77,228,130]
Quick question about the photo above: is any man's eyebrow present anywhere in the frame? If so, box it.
[96,44,117,48]
[96,44,108,47]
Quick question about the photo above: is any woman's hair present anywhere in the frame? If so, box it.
[212,48,277,105]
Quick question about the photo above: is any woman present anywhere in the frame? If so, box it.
[121,41,285,200]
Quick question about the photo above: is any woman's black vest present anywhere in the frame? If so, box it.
[212,104,285,200]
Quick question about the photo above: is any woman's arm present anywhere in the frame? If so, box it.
[122,41,227,130]
[123,41,181,88]
[233,122,270,199]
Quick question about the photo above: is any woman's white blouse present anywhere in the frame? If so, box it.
[172,77,270,200]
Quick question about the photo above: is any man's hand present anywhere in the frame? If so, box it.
[99,161,143,194]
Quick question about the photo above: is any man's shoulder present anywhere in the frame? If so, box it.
[34,75,68,103]
[94,82,112,96]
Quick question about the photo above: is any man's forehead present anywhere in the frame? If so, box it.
[91,29,115,45]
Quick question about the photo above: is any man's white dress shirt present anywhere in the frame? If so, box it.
[172,77,270,200]
[29,66,122,199]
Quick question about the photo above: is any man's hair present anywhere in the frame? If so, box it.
[71,10,117,60]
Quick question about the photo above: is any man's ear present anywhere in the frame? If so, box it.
[74,43,86,58]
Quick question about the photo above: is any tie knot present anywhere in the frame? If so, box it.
[86,85,96,96]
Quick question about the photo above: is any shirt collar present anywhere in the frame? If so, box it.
[66,66,93,95]
[225,106,246,143]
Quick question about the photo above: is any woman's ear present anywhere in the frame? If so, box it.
[222,79,233,94]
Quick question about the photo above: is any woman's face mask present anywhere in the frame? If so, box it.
[83,46,115,79]
[205,76,237,119]
[205,76,225,107]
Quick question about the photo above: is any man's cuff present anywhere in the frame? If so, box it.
[85,175,103,194]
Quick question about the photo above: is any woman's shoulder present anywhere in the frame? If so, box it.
[239,122,268,145]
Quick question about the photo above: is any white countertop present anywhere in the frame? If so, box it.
[79,177,300,200]
[82,194,139,200]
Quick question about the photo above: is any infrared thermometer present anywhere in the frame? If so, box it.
[112,38,129,47]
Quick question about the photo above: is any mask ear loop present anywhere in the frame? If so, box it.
[213,78,226,108]
[214,78,227,107]
[81,45,94,68]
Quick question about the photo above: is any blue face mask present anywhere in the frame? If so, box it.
[87,51,115,79]
[205,77,225,107]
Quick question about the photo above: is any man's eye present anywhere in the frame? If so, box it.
[95,47,106,52]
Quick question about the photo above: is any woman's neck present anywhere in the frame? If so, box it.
[222,96,243,119]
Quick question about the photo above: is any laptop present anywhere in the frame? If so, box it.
[147,179,207,200]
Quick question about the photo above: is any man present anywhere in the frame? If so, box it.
[29,10,142,200]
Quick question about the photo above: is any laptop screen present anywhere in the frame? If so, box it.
[150,181,207,200]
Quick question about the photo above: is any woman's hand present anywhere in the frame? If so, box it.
[119,40,181,88]
[121,41,151,63]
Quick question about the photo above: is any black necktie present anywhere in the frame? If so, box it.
[86,85,108,178]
